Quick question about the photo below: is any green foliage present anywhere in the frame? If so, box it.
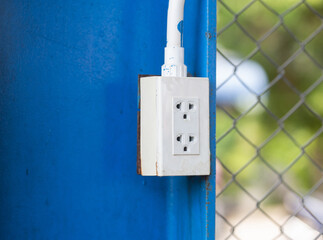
[217,0,323,196]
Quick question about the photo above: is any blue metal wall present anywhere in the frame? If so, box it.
[0,0,216,239]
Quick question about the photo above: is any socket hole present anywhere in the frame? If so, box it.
[177,135,182,142]
[189,136,194,142]
[176,103,182,110]
[183,146,188,152]
[183,114,187,119]
[189,103,194,110]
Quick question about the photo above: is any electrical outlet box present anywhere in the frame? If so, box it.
[138,76,210,176]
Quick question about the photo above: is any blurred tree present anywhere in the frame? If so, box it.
[217,0,323,194]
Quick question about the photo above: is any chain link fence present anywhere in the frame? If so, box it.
[216,0,323,239]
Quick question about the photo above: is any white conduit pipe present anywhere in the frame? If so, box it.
[162,0,187,77]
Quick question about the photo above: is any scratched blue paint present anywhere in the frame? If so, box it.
[0,0,216,239]
[177,20,184,47]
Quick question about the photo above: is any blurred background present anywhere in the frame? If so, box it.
[215,0,323,239]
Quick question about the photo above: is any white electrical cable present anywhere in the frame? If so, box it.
[162,0,187,77]
[167,0,185,48]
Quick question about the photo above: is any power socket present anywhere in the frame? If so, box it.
[138,76,210,176]
[173,98,199,155]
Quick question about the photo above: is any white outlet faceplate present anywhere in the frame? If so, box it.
[173,98,199,155]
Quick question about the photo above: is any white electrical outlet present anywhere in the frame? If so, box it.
[173,98,199,155]
[139,76,210,176]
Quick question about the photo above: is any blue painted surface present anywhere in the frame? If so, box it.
[177,20,184,47]
[0,0,216,239]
